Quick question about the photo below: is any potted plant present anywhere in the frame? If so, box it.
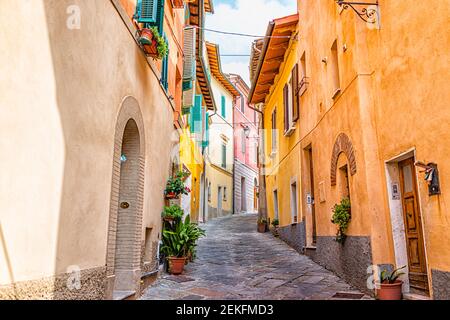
[376,266,407,300]
[162,205,184,223]
[271,219,280,237]
[161,215,205,275]
[257,217,268,233]
[331,198,351,244]
[138,26,168,59]
[161,218,189,275]
[164,171,191,201]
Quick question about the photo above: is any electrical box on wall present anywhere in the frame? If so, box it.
[427,163,441,196]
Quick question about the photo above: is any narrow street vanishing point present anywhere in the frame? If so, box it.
[141,214,370,300]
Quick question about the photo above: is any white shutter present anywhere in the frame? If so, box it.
[183,26,196,81]
[182,26,196,109]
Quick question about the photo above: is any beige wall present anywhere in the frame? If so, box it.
[0,0,176,288]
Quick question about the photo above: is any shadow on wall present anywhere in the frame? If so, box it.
[0,223,17,297]
[41,0,128,299]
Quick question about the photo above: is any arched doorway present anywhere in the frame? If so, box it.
[106,97,145,300]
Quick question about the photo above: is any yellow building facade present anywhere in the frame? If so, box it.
[252,1,450,299]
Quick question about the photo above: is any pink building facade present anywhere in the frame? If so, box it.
[229,74,260,214]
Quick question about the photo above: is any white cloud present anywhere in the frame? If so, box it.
[206,0,297,84]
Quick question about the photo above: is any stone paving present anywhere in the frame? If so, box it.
[141,214,370,300]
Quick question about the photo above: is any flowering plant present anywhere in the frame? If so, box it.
[165,172,191,198]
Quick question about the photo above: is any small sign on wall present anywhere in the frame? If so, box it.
[306,193,313,205]
[392,183,401,200]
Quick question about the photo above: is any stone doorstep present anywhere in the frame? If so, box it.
[113,290,136,300]
[403,293,431,300]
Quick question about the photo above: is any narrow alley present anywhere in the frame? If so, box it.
[141,214,369,300]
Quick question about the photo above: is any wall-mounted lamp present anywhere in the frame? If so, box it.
[335,1,379,24]
[244,126,251,138]
[415,161,441,196]
[322,57,328,65]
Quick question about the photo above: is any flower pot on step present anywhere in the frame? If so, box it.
[377,281,403,300]
[167,257,186,275]
[257,223,267,233]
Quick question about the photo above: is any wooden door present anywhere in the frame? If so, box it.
[399,158,429,293]
[309,148,317,245]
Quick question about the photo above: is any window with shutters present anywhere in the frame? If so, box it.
[271,109,277,155]
[283,66,299,137]
[221,96,226,118]
[298,52,309,97]
[221,144,227,169]
[161,33,169,91]
[241,130,246,155]
[135,0,165,33]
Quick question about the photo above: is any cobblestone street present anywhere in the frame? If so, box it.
[141,214,370,300]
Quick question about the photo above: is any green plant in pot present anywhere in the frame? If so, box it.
[377,266,406,300]
[257,217,268,233]
[271,219,280,237]
[162,205,184,222]
[161,215,205,274]
[161,217,189,275]
[138,26,168,60]
[331,198,351,244]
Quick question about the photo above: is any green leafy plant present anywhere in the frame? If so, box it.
[165,171,191,198]
[257,217,267,224]
[162,205,184,220]
[161,215,205,259]
[272,219,280,227]
[150,27,168,59]
[331,198,351,244]
[380,266,407,284]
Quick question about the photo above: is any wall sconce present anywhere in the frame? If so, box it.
[322,57,328,65]
[244,126,251,138]
[335,1,379,24]
[415,161,441,196]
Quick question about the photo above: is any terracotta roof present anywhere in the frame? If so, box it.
[249,14,299,104]
[250,39,264,83]
[206,42,240,97]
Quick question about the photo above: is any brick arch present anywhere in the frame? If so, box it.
[106,96,146,295]
[331,133,357,186]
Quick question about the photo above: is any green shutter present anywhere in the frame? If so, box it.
[202,112,210,149]
[135,0,158,24]
[190,95,203,135]
[161,33,169,90]
[221,96,226,118]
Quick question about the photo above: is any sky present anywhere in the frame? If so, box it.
[205,0,297,86]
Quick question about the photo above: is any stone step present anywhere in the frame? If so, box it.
[403,293,431,300]
[113,290,136,301]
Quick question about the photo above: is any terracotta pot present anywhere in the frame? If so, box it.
[377,281,403,300]
[139,28,154,44]
[257,223,267,233]
[167,257,186,275]
[165,193,179,200]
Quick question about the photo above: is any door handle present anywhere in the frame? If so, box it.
[120,202,130,209]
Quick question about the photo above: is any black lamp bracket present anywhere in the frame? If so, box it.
[336,1,379,24]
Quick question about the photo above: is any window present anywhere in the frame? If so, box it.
[241,130,246,155]
[221,144,227,169]
[331,40,341,98]
[283,65,299,136]
[339,164,350,200]
[290,181,298,224]
[273,190,279,220]
[299,52,309,97]
[208,182,212,202]
[221,96,226,118]
[223,187,227,201]
[271,109,277,154]
[240,95,245,113]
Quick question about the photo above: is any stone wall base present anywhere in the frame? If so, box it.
[431,269,450,300]
[307,236,373,294]
[278,222,306,255]
[0,267,107,300]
